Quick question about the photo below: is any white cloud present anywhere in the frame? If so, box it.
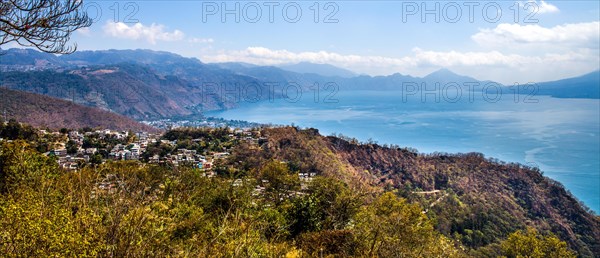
[522,0,559,14]
[76,27,91,36]
[199,21,599,83]
[203,47,582,68]
[103,22,185,44]
[537,0,559,13]
[189,37,214,44]
[203,47,411,67]
[0,41,22,49]
[411,48,533,67]
[201,46,599,84]
[472,21,600,48]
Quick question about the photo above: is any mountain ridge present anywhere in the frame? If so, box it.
[532,70,600,99]
[1,48,598,123]
[278,61,358,78]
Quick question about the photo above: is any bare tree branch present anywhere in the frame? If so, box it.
[0,0,92,54]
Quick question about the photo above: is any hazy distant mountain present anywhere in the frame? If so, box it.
[3,48,596,124]
[1,48,203,69]
[212,62,329,86]
[0,88,158,132]
[59,49,277,96]
[423,68,481,84]
[61,48,202,66]
[0,48,65,67]
[0,49,501,118]
[1,49,273,119]
[532,70,599,99]
[214,62,259,71]
[0,63,262,120]
[279,62,357,78]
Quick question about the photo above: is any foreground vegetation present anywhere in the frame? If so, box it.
[0,124,595,257]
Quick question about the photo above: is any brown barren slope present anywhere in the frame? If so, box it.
[242,127,600,256]
[0,88,160,132]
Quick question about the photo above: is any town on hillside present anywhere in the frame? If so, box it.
[31,127,258,173]
[0,120,315,181]
[0,120,319,198]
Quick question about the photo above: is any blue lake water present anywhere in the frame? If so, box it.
[207,90,600,213]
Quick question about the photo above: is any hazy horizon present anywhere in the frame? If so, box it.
[3,0,598,84]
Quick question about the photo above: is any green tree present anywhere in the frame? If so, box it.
[259,160,300,205]
[297,229,357,257]
[90,153,103,165]
[1,119,21,139]
[306,177,361,230]
[288,194,322,237]
[0,140,60,193]
[354,192,462,257]
[65,140,78,154]
[126,130,137,144]
[500,228,576,258]
[287,177,361,238]
[0,191,105,256]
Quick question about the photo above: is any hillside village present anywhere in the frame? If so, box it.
[0,120,231,169]
[40,127,260,173]
[0,120,319,202]
[0,118,314,184]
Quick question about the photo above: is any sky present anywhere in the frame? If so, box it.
[11,0,600,84]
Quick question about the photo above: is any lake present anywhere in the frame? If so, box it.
[207,90,600,213]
